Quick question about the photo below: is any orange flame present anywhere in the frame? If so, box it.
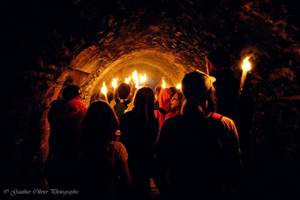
[111,78,118,89]
[101,82,107,96]
[162,79,167,89]
[241,56,252,72]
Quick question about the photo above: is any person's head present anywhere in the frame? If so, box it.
[62,84,81,101]
[117,83,131,100]
[169,86,177,98]
[155,85,162,95]
[157,88,172,112]
[170,91,183,112]
[182,70,216,109]
[134,87,155,116]
[82,100,119,141]
[107,91,114,103]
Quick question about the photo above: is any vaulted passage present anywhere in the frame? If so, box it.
[40,48,197,157]
[2,0,300,198]
[56,49,188,103]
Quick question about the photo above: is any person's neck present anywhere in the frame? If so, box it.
[183,100,210,117]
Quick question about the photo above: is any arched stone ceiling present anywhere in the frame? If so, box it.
[69,48,188,103]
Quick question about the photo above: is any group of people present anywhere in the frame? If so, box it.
[46,70,242,200]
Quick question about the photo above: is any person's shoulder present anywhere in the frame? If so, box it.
[210,113,238,139]
[109,140,128,158]
[110,140,126,149]
[210,112,234,124]
[220,115,235,124]
[49,99,66,109]
[68,98,87,110]
[120,110,134,120]
[163,115,184,128]
[48,100,68,116]
[219,115,236,130]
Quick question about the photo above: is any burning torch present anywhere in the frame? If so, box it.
[239,56,252,94]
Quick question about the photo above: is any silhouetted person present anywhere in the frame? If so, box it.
[114,83,131,119]
[46,84,87,188]
[120,87,159,200]
[107,91,114,104]
[157,71,242,200]
[78,100,132,199]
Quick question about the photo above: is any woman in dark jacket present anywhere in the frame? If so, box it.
[79,100,132,200]
[120,87,159,200]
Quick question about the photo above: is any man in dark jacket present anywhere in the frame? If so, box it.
[157,71,242,200]
[46,84,87,188]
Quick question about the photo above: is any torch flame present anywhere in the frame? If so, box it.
[239,56,252,94]
[139,73,147,84]
[132,70,139,88]
[111,78,118,90]
[241,56,252,72]
[124,76,131,84]
[176,83,182,90]
[101,82,107,96]
[122,70,149,88]
[162,79,167,89]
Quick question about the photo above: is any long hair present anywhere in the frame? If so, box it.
[81,100,119,144]
[157,88,172,113]
[133,87,156,124]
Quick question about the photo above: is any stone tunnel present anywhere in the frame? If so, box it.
[2,0,300,197]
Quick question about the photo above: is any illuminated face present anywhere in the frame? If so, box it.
[170,93,180,110]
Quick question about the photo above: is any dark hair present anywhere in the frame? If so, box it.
[182,71,217,113]
[134,87,155,122]
[182,71,214,101]
[155,86,162,94]
[81,100,119,142]
[117,83,131,100]
[107,91,114,103]
[169,86,177,98]
[62,84,80,100]
[176,91,184,104]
